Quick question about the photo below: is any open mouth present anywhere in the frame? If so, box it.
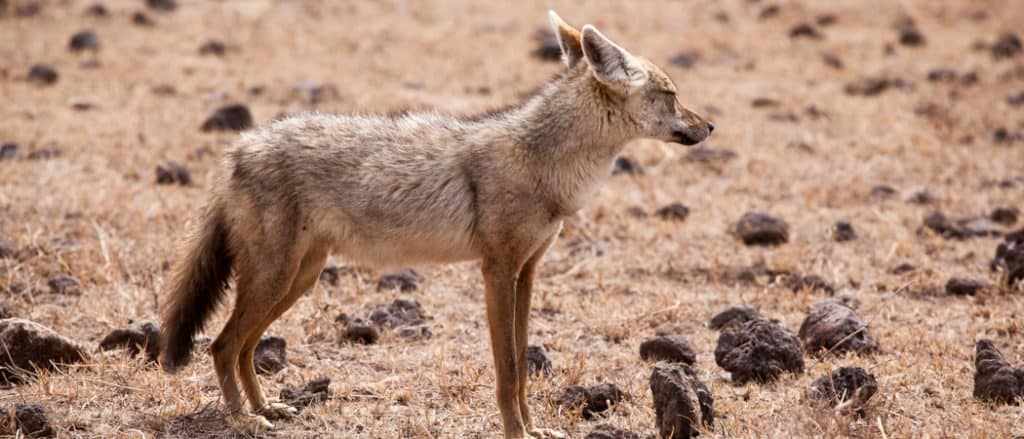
[671,130,702,146]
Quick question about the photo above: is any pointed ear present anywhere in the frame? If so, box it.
[548,11,583,68]
[580,25,648,90]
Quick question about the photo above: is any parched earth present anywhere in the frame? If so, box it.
[1,0,1023,437]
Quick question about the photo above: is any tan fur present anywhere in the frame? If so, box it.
[159,11,712,438]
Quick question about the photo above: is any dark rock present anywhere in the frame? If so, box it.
[960,71,979,86]
[991,207,1019,226]
[735,212,789,246]
[751,97,780,108]
[669,52,699,69]
[612,156,640,176]
[584,424,641,439]
[625,206,647,218]
[650,363,714,438]
[640,335,696,365]
[897,24,925,46]
[816,14,838,26]
[655,203,689,222]
[69,98,94,111]
[27,65,58,85]
[339,298,430,343]
[198,40,226,56]
[834,221,856,242]
[907,189,937,204]
[553,385,588,414]
[758,5,779,20]
[998,178,1022,188]
[47,276,80,295]
[768,111,799,123]
[131,11,154,26]
[991,33,1022,60]
[789,23,822,39]
[808,366,878,413]
[253,336,287,375]
[85,3,107,16]
[526,345,552,377]
[585,384,625,418]
[915,104,941,122]
[945,277,987,296]
[68,30,99,52]
[151,83,175,95]
[685,147,737,165]
[13,404,54,437]
[369,298,430,339]
[845,77,892,96]
[821,52,843,69]
[532,28,561,61]
[155,160,191,186]
[973,339,1023,404]
[1,142,18,160]
[927,68,956,82]
[146,0,176,12]
[993,127,1023,144]
[319,264,353,286]
[7,1,41,17]
[992,231,1024,286]
[870,184,897,198]
[98,321,160,361]
[714,318,804,384]
[798,300,878,355]
[1008,91,1024,107]
[708,306,761,330]
[783,274,834,295]
[200,104,253,132]
[25,145,61,160]
[376,269,421,292]
[340,317,379,344]
[280,376,330,410]
[889,263,917,275]
[787,141,813,153]
[553,383,625,419]
[0,319,88,384]
[923,212,963,238]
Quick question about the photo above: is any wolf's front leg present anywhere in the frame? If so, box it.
[513,232,561,437]
[482,259,528,438]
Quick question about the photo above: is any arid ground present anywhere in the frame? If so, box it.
[1,0,1023,437]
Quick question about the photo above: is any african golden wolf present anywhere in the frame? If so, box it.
[159,11,712,438]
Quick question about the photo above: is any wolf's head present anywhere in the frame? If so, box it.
[548,11,713,146]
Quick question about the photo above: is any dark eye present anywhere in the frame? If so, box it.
[660,90,677,97]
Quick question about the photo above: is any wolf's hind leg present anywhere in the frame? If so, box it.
[217,242,303,430]
[239,241,330,420]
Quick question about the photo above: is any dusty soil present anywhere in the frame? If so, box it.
[1,0,1023,437]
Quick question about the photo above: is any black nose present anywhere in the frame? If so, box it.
[707,122,715,133]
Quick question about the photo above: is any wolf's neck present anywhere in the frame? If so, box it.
[499,70,633,214]
[510,69,631,163]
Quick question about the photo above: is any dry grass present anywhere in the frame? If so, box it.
[2,0,1024,437]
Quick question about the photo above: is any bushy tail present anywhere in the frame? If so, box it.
[159,204,234,373]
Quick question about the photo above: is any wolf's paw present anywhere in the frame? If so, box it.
[529,428,567,439]
[228,413,274,433]
[258,402,298,420]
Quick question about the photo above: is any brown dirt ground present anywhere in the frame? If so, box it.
[2,0,1024,437]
